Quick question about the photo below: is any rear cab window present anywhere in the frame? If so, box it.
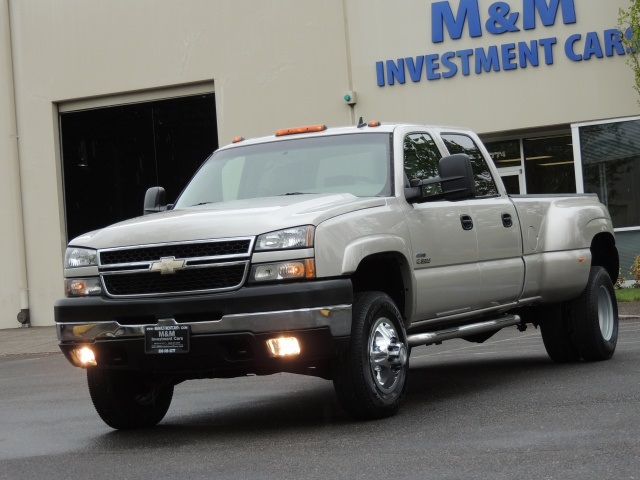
[441,133,498,197]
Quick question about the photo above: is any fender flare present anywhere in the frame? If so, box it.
[341,235,412,275]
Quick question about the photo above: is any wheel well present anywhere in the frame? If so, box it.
[591,233,618,281]
[350,253,410,322]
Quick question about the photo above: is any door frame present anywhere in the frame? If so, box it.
[498,166,526,194]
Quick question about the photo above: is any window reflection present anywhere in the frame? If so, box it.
[403,133,443,197]
[442,133,498,197]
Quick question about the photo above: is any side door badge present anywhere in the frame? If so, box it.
[416,253,432,265]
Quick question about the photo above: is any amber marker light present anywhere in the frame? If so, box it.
[578,257,585,263]
[232,136,245,143]
[304,259,316,279]
[266,337,301,357]
[275,124,327,136]
[368,121,381,127]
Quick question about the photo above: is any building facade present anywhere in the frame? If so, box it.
[0,0,638,329]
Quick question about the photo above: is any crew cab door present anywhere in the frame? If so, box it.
[402,132,480,321]
[440,133,524,309]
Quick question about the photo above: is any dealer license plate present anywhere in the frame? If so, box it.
[144,325,190,354]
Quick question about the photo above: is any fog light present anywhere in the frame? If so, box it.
[266,337,300,357]
[70,346,97,367]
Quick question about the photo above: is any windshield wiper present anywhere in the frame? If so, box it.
[189,202,215,207]
[278,192,315,196]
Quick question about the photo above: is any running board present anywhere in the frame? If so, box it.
[407,314,521,347]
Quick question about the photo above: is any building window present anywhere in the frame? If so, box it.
[574,116,640,281]
[523,134,575,194]
[579,119,640,229]
[486,139,521,169]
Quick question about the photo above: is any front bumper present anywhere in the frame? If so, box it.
[55,279,352,377]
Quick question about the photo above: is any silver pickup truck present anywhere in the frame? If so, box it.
[55,122,619,429]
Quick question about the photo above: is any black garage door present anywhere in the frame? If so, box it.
[60,93,217,241]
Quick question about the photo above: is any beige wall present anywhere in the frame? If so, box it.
[3,0,352,328]
[0,0,636,328]
[346,0,636,133]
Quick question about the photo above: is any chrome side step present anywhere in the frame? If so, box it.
[407,314,521,347]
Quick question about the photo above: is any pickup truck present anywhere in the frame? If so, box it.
[55,121,619,429]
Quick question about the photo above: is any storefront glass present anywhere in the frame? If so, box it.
[523,135,575,194]
[579,119,640,229]
[485,139,521,169]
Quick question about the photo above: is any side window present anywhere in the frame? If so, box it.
[441,133,498,197]
[404,133,443,197]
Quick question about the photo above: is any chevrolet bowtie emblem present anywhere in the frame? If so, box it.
[149,256,186,274]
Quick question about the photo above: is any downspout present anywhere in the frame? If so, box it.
[342,0,356,125]
[2,0,30,326]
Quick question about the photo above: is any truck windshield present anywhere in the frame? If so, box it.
[174,133,392,208]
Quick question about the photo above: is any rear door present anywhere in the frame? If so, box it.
[440,132,524,309]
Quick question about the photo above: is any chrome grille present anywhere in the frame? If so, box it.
[99,239,251,266]
[99,238,253,298]
[103,263,248,296]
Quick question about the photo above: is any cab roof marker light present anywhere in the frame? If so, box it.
[368,121,381,127]
[275,124,327,137]
[232,136,245,143]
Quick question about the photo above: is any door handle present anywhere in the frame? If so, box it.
[460,214,474,231]
[502,213,513,228]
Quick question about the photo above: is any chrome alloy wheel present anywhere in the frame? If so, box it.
[597,284,615,341]
[368,317,408,394]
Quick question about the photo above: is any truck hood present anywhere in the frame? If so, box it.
[70,194,386,249]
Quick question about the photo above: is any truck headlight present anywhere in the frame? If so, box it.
[65,278,102,297]
[250,259,315,283]
[65,247,98,268]
[256,226,314,251]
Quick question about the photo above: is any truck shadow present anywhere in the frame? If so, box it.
[406,353,556,405]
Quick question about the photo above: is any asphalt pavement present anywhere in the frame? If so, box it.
[1,313,639,480]
[1,301,639,357]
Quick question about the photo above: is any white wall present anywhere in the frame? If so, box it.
[0,0,636,328]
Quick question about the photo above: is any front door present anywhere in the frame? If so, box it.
[402,132,480,322]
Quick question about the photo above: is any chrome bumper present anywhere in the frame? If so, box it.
[57,304,352,343]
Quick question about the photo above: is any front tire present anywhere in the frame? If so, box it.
[333,292,409,420]
[87,368,174,429]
